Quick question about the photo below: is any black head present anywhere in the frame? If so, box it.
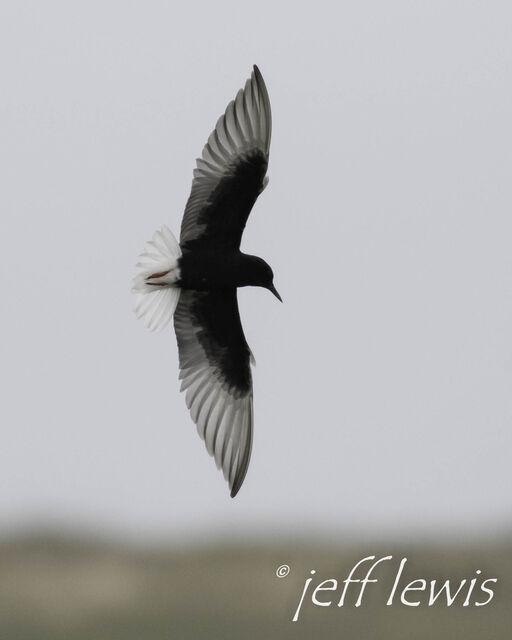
[245,255,282,301]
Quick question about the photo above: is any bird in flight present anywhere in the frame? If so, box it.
[132,66,279,497]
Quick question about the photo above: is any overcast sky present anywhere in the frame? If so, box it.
[1,1,511,542]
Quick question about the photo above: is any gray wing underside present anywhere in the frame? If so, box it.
[174,291,253,497]
[180,65,272,245]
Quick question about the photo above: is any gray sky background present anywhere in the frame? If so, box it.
[1,1,511,542]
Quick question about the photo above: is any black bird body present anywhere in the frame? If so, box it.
[133,66,278,497]
[178,251,272,291]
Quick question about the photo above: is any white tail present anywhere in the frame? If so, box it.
[132,225,182,332]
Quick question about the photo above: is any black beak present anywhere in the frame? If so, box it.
[269,283,283,302]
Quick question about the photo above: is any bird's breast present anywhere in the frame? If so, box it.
[178,252,247,291]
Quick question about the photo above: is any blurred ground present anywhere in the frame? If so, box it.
[0,533,510,639]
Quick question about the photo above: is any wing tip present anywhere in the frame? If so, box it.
[251,65,271,154]
[229,396,253,498]
[229,462,250,498]
[252,64,265,91]
[229,468,247,498]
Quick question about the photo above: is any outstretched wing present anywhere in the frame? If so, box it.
[180,65,271,251]
[174,289,253,497]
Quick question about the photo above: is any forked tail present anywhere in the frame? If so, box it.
[132,225,182,331]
